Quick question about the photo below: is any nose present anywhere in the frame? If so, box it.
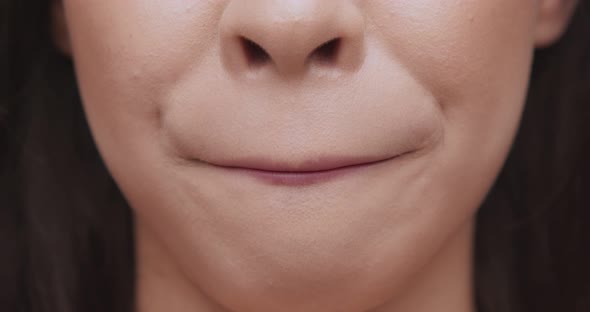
[220,0,366,77]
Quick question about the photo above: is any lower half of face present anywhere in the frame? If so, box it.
[62,0,537,310]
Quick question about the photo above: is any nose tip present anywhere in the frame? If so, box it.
[220,0,366,76]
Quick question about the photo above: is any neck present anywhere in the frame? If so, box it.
[135,220,475,312]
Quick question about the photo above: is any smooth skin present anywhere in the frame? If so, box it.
[52,1,577,311]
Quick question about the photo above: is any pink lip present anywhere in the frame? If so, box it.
[202,154,404,186]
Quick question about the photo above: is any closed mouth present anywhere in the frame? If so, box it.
[199,153,409,186]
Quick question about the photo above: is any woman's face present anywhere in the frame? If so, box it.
[55,0,575,311]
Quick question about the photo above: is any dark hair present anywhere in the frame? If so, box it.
[1,1,589,312]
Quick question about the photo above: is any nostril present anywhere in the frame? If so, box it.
[240,37,271,67]
[310,38,341,64]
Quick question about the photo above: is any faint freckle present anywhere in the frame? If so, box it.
[131,69,141,80]
[154,107,163,130]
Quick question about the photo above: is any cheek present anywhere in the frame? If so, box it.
[62,0,225,148]
[372,0,537,117]
[370,0,537,171]
[369,0,537,101]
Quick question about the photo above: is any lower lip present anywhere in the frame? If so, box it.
[212,156,400,187]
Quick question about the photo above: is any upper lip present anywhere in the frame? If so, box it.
[200,154,403,173]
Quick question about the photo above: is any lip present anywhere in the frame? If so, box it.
[201,154,405,186]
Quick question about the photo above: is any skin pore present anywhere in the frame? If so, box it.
[52,1,577,311]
